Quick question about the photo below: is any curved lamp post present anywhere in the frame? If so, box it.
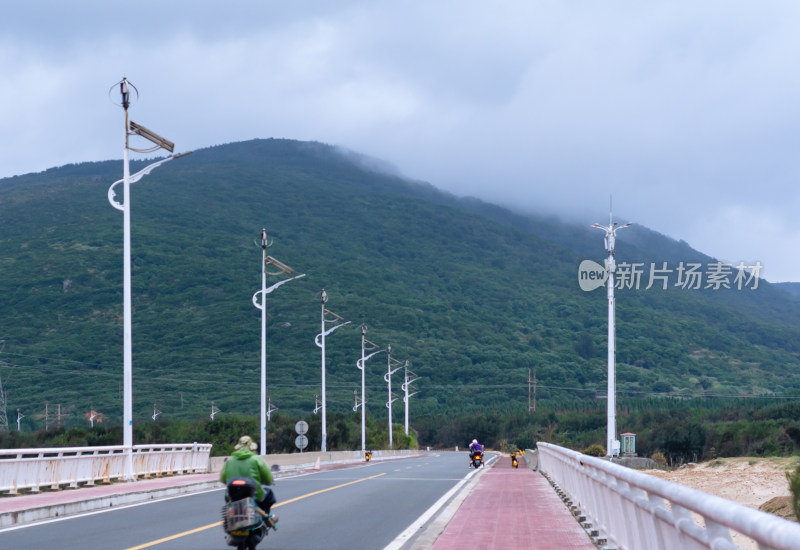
[252,228,305,456]
[108,77,191,481]
[384,345,405,449]
[591,212,632,458]
[314,289,351,452]
[401,362,420,436]
[356,325,385,453]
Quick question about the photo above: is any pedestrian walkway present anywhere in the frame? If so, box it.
[0,472,220,528]
[429,455,597,549]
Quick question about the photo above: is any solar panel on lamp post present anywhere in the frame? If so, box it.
[252,228,305,456]
[107,77,191,481]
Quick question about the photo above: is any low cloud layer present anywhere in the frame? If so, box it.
[2,1,799,280]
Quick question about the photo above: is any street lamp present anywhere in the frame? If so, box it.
[356,325,385,454]
[108,77,191,481]
[266,396,278,421]
[384,345,404,449]
[314,289,351,452]
[313,394,322,414]
[401,361,420,437]
[591,211,632,458]
[252,228,305,456]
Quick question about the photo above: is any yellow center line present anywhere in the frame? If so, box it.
[124,472,386,550]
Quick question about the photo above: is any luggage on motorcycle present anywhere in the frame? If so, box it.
[226,497,261,530]
[226,476,258,500]
[224,477,263,531]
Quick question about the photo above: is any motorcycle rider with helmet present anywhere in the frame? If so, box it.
[220,435,279,529]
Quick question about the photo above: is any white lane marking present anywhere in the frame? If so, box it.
[382,457,495,550]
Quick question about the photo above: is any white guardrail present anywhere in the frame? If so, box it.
[537,442,800,550]
[0,443,212,494]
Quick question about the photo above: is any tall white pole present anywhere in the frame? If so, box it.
[606,246,616,458]
[251,234,303,456]
[314,290,348,453]
[592,211,631,458]
[387,346,393,449]
[360,325,366,454]
[404,362,409,436]
[260,236,267,456]
[320,290,327,453]
[122,91,134,481]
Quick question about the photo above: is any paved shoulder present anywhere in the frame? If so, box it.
[429,455,596,549]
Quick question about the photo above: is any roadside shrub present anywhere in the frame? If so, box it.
[787,462,800,520]
[651,452,667,467]
[583,444,605,457]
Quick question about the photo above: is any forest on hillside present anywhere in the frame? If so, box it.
[0,139,799,438]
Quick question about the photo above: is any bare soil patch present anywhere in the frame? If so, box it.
[644,457,797,549]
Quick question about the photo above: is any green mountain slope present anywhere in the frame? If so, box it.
[1,138,799,431]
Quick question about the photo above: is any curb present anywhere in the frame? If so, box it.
[0,479,221,529]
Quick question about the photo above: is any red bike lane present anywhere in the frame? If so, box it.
[430,455,597,549]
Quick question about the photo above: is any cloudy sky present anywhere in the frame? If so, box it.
[3,1,800,281]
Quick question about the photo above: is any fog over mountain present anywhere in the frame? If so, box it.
[3,2,800,280]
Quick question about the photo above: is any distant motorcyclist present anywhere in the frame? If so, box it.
[220,435,278,528]
[468,439,485,468]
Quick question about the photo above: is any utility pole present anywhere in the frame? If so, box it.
[592,205,632,458]
[0,377,8,432]
[528,369,537,413]
[55,404,64,428]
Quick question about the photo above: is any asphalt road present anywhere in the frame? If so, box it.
[0,452,473,550]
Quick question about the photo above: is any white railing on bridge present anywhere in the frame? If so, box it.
[537,442,800,550]
[0,443,212,494]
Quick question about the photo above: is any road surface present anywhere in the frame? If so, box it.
[0,452,474,550]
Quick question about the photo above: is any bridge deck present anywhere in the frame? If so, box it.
[430,455,597,549]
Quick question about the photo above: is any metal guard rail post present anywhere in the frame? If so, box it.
[537,442,800,550]
[0,443,212,494]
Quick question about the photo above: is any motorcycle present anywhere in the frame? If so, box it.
[365,450,373,462]
[511,454,519,468]
[221,477,274,550]
[469,450,484,468]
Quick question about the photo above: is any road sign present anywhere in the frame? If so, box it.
[295,420,309,435]
[295,435,308,450]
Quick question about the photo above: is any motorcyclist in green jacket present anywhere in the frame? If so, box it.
[220,435,278,527]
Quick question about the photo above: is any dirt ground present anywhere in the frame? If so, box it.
[644,456,797,549]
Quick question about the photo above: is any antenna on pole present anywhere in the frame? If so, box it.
[210,402,221,421]
[16,408,23,432]
[152,403,161,421]
[591,201,632,458]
